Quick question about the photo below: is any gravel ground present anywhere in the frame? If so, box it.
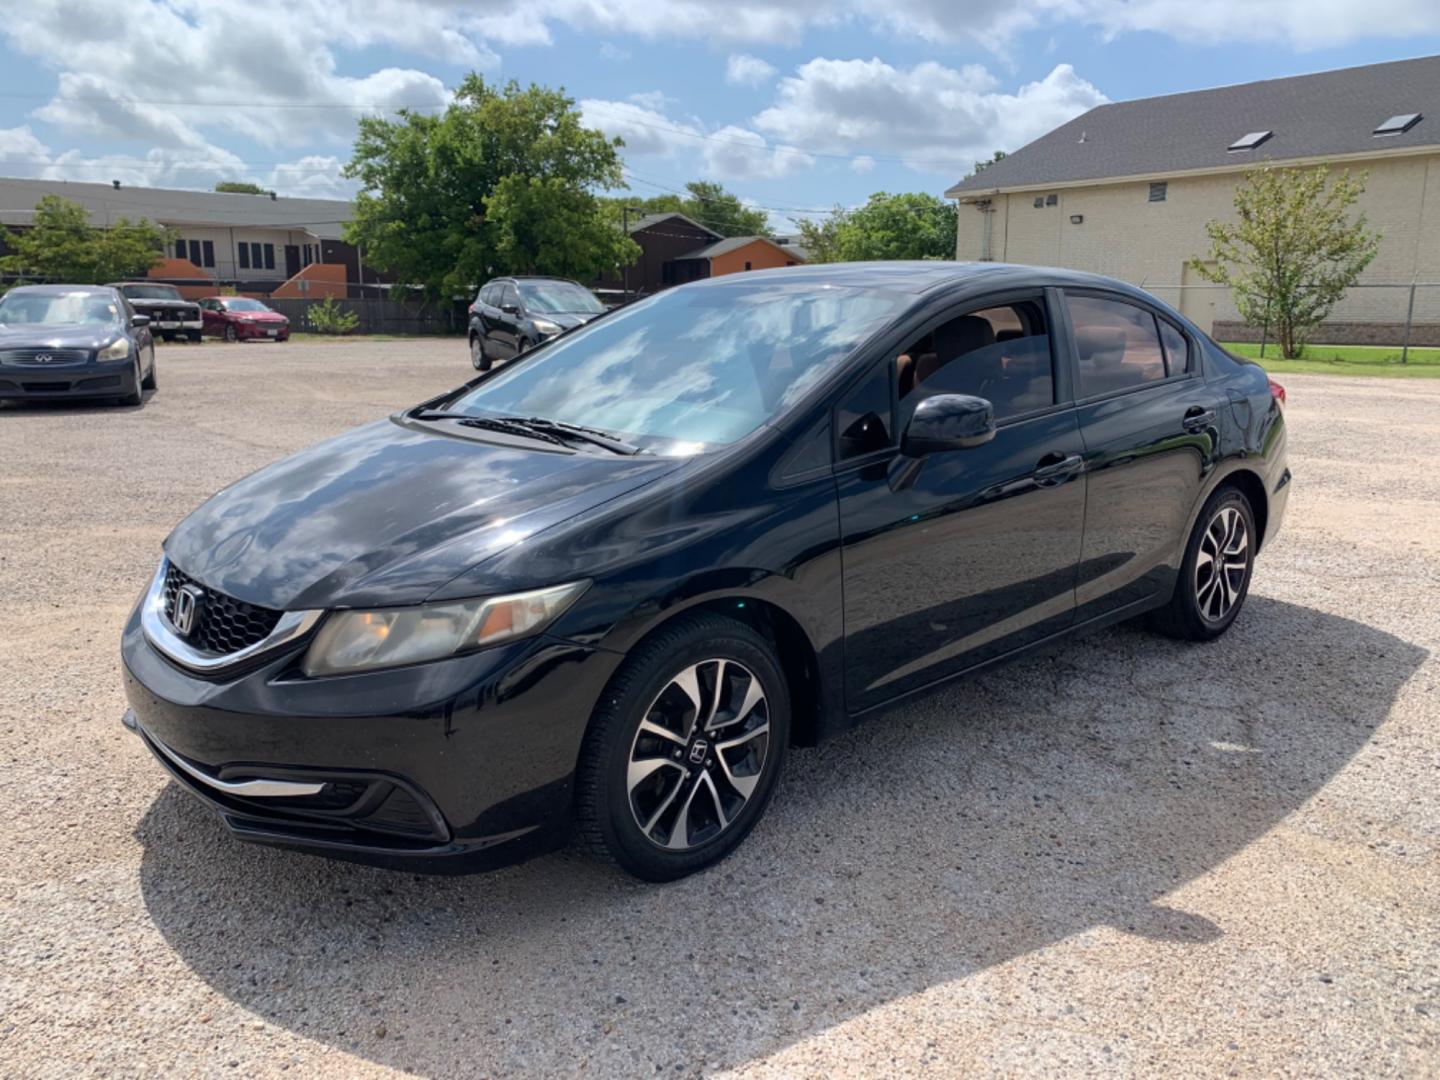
[1,339,1436,1078]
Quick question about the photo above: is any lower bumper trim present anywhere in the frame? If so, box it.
[123,710,325,797]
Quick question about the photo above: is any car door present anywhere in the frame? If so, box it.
[835,289,1087,713]
[1061,289,1224,622]
[493,283,521,358]
[199,299,218,336]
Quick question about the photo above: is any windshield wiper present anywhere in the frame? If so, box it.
[514,417,643,455]
[406,409,571,449]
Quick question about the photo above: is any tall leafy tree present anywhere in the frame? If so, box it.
[602,182,771,237]
[1190,165,1380,358]
[798,192,957,263]
[344,74,638,297]
[1,195,168,283]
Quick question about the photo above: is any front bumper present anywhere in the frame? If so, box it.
[0,360,138,400]
[153,319,203,333]
[121,602,624,872]
[235,321,289,340]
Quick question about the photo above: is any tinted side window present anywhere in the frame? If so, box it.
[501,284,518,310]
[836,362,893,460]
[1157,318,1189,376]
[1066,295,1166,397]
[898,300,1054,423]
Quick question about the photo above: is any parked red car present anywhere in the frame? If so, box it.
[199,297,290,342]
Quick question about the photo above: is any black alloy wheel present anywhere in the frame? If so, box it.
[575,612,789,881]
[1151,485,1256,641]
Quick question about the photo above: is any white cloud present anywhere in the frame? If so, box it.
[599,42,631,62]
[850,154,876,174]
[580,99,703,159]
[726,54,778,87]
[700,125,814,180]
[753,59,1107,174]
[1083,0,1440,49]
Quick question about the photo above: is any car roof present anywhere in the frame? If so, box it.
[681,260,1158,299]
[4,283,119,295]
[486,276,583,285]
[107,281,177,288]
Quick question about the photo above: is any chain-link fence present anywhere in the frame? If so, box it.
[1137,281,1440,361]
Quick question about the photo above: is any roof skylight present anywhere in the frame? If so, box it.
[1374,113,1422,136]
[1228,131,1273,152]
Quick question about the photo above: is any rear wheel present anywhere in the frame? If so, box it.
[575,613,789,881]
[470,333,491,371]
[1150,486,1255,641]
[141,352,157,390]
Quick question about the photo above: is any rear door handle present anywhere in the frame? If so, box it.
[1033,452,1084,484]
[1183,406,1217,432]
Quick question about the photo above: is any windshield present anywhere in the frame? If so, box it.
[223,298,271,312]
[517,281,605,315]
[0,291,122,327]
[121,285,183,301]
[444,282,907,449]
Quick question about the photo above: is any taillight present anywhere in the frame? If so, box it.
[1268,377,1286,406]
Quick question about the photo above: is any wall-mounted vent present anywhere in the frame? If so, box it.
[1227,131,1273,152]
[1374,113,1421,136]
[1149,182,1168,202]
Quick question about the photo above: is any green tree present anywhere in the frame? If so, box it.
[797,191,957,263]
[1190,165,1380,358]
[968,149,1007,178]
[343,74,638,297]
[0,195,168,283]
[214,181,269,195]
[601,182,771,238]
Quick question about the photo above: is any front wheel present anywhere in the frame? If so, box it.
[141,353,157,390]
[223,325,238,343]
[1150,486,1256,641]
[575,613,789,881]
[470,334,491,371]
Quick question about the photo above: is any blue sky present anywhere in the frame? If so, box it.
[1,1,1438,231]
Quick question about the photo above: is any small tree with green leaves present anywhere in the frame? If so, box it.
[214,181,270,195]
[0,195,170,284]
[306,294,360,335]
[1190,165,1380,358]
[797,192,957,264]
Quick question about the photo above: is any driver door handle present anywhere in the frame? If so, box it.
[1033,451,1084,484]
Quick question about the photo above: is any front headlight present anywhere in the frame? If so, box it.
[531,318,562,336]
[300,581,588,677]
[97,338,131,361]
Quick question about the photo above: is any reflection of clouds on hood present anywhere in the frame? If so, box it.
[458,284,906,446]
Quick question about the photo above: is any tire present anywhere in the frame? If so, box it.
[470,333,491,372]
[575,612,790,882]
[188,332,202,343]
[223,324,238,343]
[1150,486,1256,641]
[141,353,157,390]
[161,332,175,343]
[118,359,143,407]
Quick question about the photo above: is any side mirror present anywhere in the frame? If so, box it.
[500,302,520,315]
[131,314,151,328]
[902,393,995,456]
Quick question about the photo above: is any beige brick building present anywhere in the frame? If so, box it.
[946,56,1440,344]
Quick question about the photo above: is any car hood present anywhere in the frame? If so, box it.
[0,325,123,351]
[539,312,600,330]
[230,311,287,322]
[164,417,681,610]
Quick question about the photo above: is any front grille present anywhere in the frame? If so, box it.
[162,562,283,655]
[0,348,90,365]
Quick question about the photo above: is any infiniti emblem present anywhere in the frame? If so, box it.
[172,583,205,637]
[34,353,53,364]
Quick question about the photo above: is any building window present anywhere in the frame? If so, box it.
[201,240,215,267]
[188,239,202,265]
[248,242,262,268]
[263,243,275,270]
[238,243,250,270]
[1045,193,1058,206]
[1033,196,1044,208]
[173,239,185,259]
[1149,182,1167,202]
[744,261,752,271]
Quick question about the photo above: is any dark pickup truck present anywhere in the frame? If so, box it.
[109,282,203,342]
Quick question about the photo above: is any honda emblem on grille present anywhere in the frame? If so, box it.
[172,583,205,637]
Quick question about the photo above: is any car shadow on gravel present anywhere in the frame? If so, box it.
[136,597,1425,1076]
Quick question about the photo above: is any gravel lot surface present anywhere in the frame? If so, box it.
[1,339,1436,1078]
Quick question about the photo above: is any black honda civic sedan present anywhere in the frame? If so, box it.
[0,284,156,406]
[121,262,1289,881]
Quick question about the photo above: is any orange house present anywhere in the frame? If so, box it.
[669,236,806,282]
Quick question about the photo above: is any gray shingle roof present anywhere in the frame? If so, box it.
[947,54,1440,197]
[627,211,721,238]
[0,177,353,238]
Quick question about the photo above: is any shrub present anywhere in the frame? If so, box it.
[308,294,360,335]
